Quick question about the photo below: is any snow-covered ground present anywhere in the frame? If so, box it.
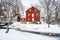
[9,22,60,34]
[0,29,60,40]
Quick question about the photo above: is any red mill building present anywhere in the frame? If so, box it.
[21,6,40,24]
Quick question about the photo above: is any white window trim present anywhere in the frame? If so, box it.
[32,14,34,17]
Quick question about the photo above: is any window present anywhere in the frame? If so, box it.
[35,9,37,12]
[28,13,30,16]
[32,18,34,21]
[32,14,34,17]
[36,13,38,16]
[28,18,30,21]
[29,10,31,12]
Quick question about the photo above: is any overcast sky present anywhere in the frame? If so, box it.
[19,0,40,8]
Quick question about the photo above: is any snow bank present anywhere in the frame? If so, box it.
[9,22,60,34]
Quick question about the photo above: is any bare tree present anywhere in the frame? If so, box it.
[55,0,60,26]
[0,0,24,33]
[39,0,58,27]
[6,0,21,33]
[38,0,53,27]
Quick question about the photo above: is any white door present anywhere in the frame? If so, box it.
[32,18,34,21]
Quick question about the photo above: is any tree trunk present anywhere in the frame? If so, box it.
[6,13,17,33]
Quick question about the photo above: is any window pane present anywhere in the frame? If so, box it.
[28,18,30,21]
[36,13,38,16]
[35,10,37,12]
[28,13,30,16]
[29,10,31,12]
[32,14,34,17]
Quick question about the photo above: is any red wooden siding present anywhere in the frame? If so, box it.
[20,6,40,23]
[26,7,40,22]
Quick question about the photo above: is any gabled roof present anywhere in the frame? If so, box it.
[26,6,40,12]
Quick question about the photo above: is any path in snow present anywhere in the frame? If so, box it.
[0,29,60,40]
